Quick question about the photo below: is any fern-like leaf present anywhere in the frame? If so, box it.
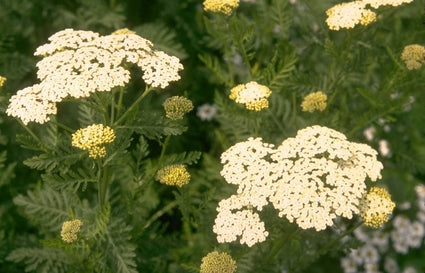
[41,169,97,193]
[134,23,188,59]
[7,247,72,273]
[13,186,77,232]
[160,151,202,167]
[130,114,187,141]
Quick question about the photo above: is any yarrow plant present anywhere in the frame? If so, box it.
[229,81,271,111]
[71,124,116,158]
[203,0,240,16]
[155,164,191,187]
[200,251,237,273]
[60,219,83,243]
[401,44,425,70]
[3,0,425,272]
[214,125,388,247]
[162,96,194,120]
[301,91,327,112]
[6,28,183,124]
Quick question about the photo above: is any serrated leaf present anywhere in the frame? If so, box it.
[13,186,77,231]
[129,114,187,141]
[160,151,202,167]
[134,23,188,59]
[23,151,84,172]
[7,247,71,273]
[42,169,97,193]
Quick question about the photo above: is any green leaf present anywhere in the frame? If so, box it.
[7,247,72,273]
[134,23,188,59]
[160,151,202,167]
[198,53,231,85]
[105,220,138,273]
[41,169,97,193]
[130,114,187,141]
[23,151,84,172]
[13,186,77,232]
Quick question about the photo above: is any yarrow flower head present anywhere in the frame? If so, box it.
[163,96,194,120]
[359,187,395,228]
[61,219,82,243]
[229,81,271,111]
[197,103,217,121]
[7,28,183,125]
[156,164,190,187]
[401,44,425,70]
[362,0,414,8]
[71,124,116,158]
[301,91,327,112]
[0,76,6,87]
[326,1,376,30]
[200,251,237,273]
[203,0,239,16]
[214,125,384,246]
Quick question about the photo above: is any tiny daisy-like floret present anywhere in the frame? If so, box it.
[301,91,327,112]
[61,219,82,243]
[156,164,190,187]
[6,84,57,125]
[359,187,395,228]
[362,0,414,8]
[203,0,239,15]
[200,251,237,273]
[401,44,425,70]
[229,81,271,111]
[326,1,376,30]
[71,124,116,158]
[163,96,194,120]
[0,76,6,87]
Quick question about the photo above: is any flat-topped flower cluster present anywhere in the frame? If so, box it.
[6,28,183,125]
[214,125,391,247]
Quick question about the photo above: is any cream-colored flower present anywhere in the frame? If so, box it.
[156,164,191,187]
[301,91,327,112]
[215,125,383,245]
[326,1,376,30]
[229,81,271,111]
[359,187,395,228]
[72,124,116,158]
[203,0,239,15]
[362,0,414,8]
[61,219,83,243]
[200,251,237,273]
[163,96,194,120]
[213,195,269,247]
[7,28,183,125]
[6,84,57,125]
[401,44,425,70]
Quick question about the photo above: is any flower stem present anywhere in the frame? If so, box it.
[158,135,171,165]
[114,86,152,126]
[265,227,298,264]
[19,121,49,152]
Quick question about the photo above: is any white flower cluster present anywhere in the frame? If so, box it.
[214,125,383,247]
[391,216,424,254]
[7,28,183,125]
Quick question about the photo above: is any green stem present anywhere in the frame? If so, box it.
[143,200,178,229]
[293,221,363,272]
[267,108,286,135]
[265,227,298,264]
[291,92,297,126]
[50,119,74,133]
[19,121,49,152]
[116,87,125,117]
[97,159,109,208]
[158,135,171,165]
[114,86,152,126]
